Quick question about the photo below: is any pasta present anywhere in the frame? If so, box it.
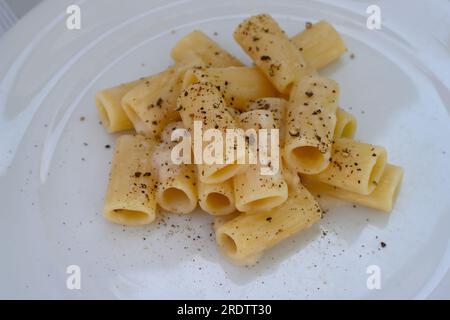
[284,75,339,174]
[171,30,243,67]
[302,138,387,195]
[183,66,278,110]
[177,82,246,184]
[122,56,204,138]
[96,13,403,266]
[215,184,321,265]
[335,108,357,138]
[234,110,288,212]
[247,98,287,145]
[103,134,158,226]
[291,20,347,70]
[234,14,313,93]
[302,164,403,212]
[95,79,144,133]
[198,179,236,216]
[152,123,198,214]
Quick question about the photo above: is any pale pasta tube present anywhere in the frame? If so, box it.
[171,30,243,67]
[303,164,403,212]
[335,108,357,138]
[183,66,278,109]
[177,83,246,184]
[284,75,339,174]
[198,179,236,216]
[152,140,198,214]
[234,14,312,93]
[247,98,287,145]
[95,79,144,133]
[103,135,157,226]
[234,110,288,212]
[122,57,204,138]
[303,138,387,195]
[215,184,321,265]
[291,20,347,70]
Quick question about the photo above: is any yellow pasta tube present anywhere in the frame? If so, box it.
[291,20,347,70]
[95,79,144,133]
[198,179,236,216]
[284,75,339,174]
[183,66,278,110]
[103,135,157,226]
[177,83,246,184]
[335,108,357,138]
[215,184,321,265]
[302,164,403,212]
[234,110,288,212]
[234,14,312,93]
[122,57,204,138]
[171,30,243,67]
[303,138,387,195]
[152,140,198,214]
[247,98,287,145]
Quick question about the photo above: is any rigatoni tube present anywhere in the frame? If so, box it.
[291,20,347,70]
[95,79,144,133]
[171,30,243,67]
[302,138,387,195]
[177,83,246,184]
[215,184,321,265]
[234,14,313,94]
[234,110,288,213]
[152,139,198,214]
[303,164,403,212]
[183,66,278,110]
[103,135,158,226]
[284,75,339,174]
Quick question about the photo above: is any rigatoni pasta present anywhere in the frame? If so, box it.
[103,134,158,226]
[95,79,144,133]
[97,13,403,266]
[234,14,313,93]
[291,20,347,70]
[302,164,403,212]
[183,66,278,110]
[284,75,339,174]
[171,30,243,67]
[303,138,387,195]
[215,184,321,265]
[177,82,246,184]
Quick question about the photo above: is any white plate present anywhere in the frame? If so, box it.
[1,0,449,299]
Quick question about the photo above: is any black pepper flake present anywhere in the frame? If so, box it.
[380,242,386,248]
[305,91,314,98]
[143,172,151,177]
[266,217,272,222]
[105,144,111,149]
[134,172,142,178]
[156,98,163,107]
[260,55,271,61]
[80,116,85,121]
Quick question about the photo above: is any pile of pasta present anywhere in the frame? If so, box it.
[96,14,403,265]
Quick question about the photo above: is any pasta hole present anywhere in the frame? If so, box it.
[162,187,191,209]
[206,193,231,211]
[292,146,325,171]
[219,233,237,255]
